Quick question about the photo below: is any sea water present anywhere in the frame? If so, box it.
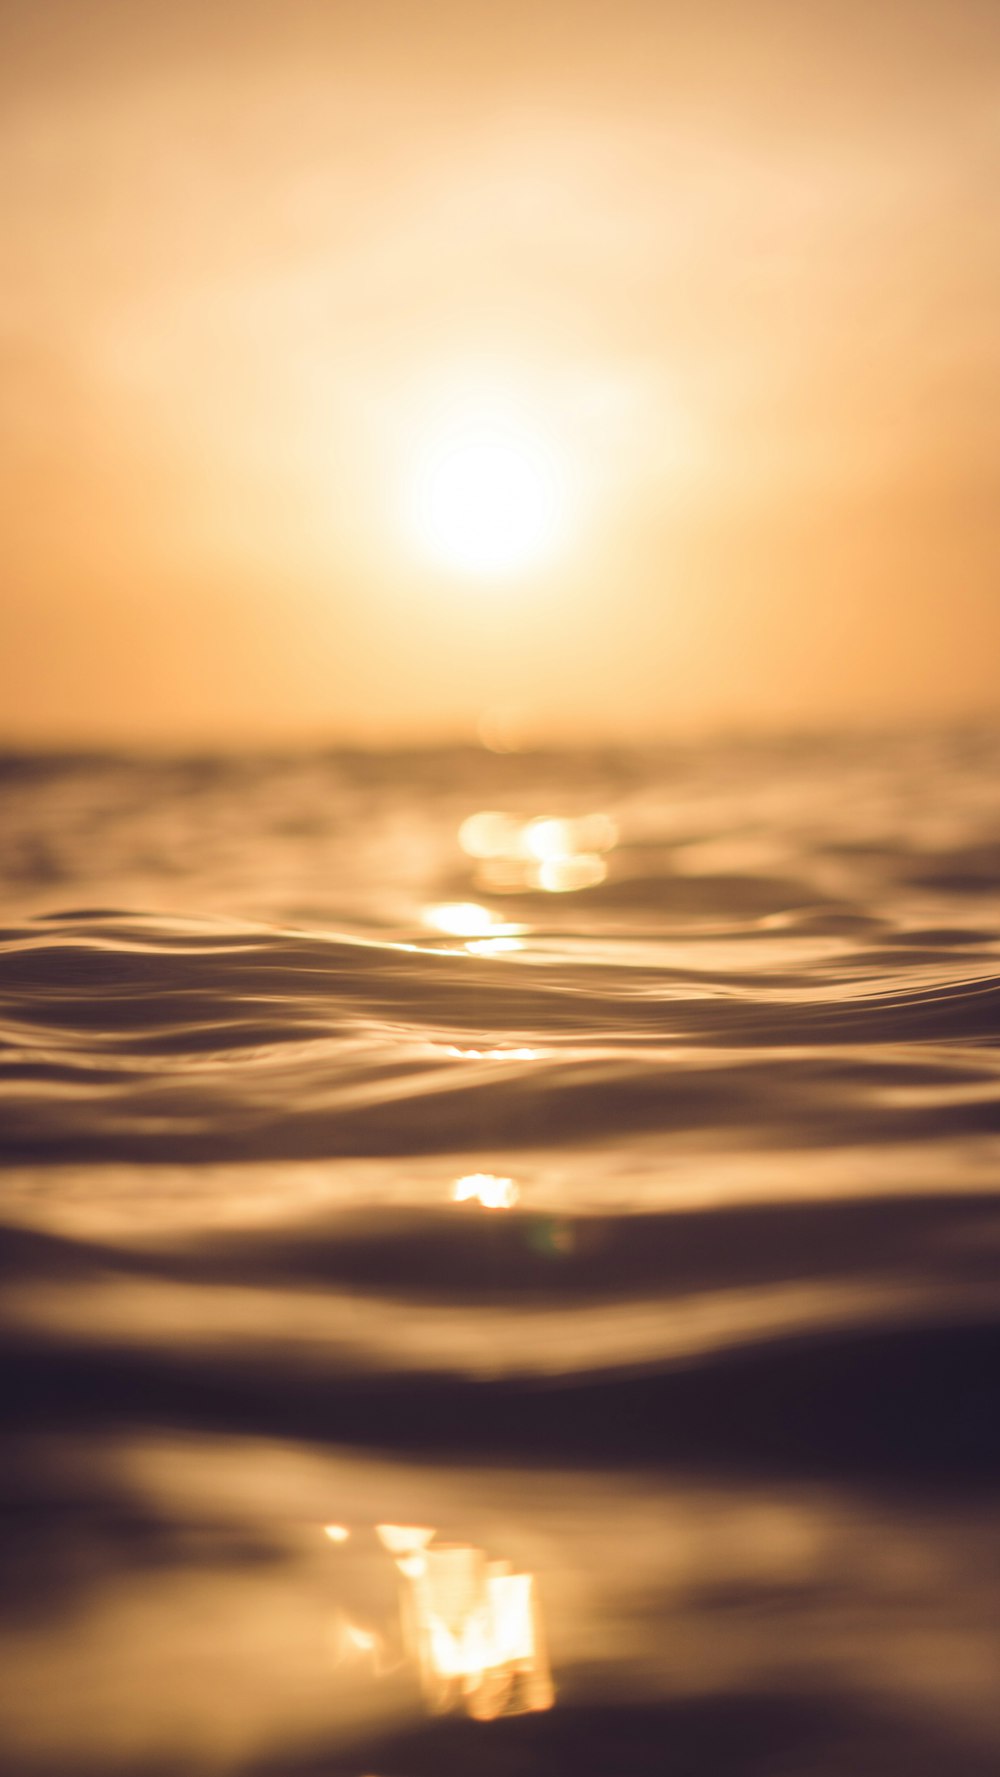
[1,731,999,1774]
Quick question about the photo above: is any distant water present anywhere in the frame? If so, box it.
[2,733,1000,1776]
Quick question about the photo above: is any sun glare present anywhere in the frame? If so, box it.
[408,420,565,578]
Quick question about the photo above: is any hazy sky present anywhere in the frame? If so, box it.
[2,0,998,743]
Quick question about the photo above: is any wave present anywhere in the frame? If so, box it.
[2,913,999,1162]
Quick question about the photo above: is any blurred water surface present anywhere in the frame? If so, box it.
[1,732,1000,1775]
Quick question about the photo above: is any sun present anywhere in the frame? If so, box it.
[407,420,566,578]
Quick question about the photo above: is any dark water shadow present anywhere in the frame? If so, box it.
[252,1690,1000,1777]
[5,1317,1000,1491]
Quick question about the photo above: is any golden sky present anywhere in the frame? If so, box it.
[2,0,998,743]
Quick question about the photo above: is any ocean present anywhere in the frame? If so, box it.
[1,731,999,1775]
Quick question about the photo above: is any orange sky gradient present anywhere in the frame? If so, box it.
[2,0,998,745]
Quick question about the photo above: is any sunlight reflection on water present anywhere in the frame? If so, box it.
[421,901,523,937]
[321,1520,554,1721]
[458,806,618,894]
[375,1524,554,1720]
[452,1172,520,1209]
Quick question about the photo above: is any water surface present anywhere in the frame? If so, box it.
[2,733,999,1774]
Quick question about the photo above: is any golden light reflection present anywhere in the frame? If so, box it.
[324,1522,554,1719]
[378,1528,554,1720]
[323,1523,351,1544]
[421,901,523,939]
[458,808,617,894]
[459,811,527,859]
[538,853,607,893]
[452,1173,520,1209]
[375,1525,437,1558]
[522,817,576,863]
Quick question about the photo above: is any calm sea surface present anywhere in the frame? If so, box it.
[2,733,999,1775]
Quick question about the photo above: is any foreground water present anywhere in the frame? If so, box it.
[1,732,999,1775]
